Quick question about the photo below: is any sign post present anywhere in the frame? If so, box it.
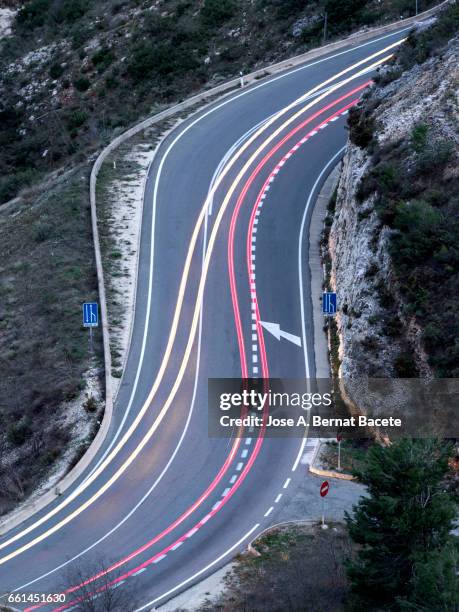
[337,434,342,471]
[83,302,99,351]
[320,480,329,529]
[322,292,337,316]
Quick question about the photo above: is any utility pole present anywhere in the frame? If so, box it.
[323,11,328,44]
[415,0,418,15]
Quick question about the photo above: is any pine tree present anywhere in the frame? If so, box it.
[345,438,457,609]
[398,543,459,611]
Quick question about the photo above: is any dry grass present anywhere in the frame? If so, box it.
[199,523,354,611]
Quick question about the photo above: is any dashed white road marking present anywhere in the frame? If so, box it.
[264,506,274,517]
[241,449,248,459]
[133,568,147,577]
[171,541,184,551]
[275,493,282,503]
[283,478,291,489]
[186,528,199,538]
[245,437,252,445]
[230,474,238,484]
[112,580,126,589]
[153,555,167,564]
[236,462,244,471]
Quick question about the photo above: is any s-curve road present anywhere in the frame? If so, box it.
[0,26,411,611]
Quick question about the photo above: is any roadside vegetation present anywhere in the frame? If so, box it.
[0,168,103,516]
[321,439,369,473]
[200,439,458,611]
[346,438,458,610]
[348,2,458,376]
[199,523,353,611]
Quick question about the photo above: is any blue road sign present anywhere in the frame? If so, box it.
[83,302,99,327]
[322,292,337,315]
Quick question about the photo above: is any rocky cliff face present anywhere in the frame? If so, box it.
[328,26,458,390]
[329,145,401,379]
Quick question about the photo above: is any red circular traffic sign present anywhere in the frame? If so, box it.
[337,434,342,442]
[320,481,329,497]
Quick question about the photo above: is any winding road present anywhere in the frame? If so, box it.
[0,25,412,611]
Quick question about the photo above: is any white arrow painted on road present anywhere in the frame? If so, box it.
[259,321,302,347]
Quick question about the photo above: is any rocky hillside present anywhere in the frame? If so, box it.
[326,4,458,388]
[0,0,438,206]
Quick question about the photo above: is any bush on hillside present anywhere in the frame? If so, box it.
[201,0,235,28]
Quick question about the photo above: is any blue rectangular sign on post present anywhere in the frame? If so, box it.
[83,302,99,327]
[322,292,337,315]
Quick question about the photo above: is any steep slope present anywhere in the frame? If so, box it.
[327,5,458,389]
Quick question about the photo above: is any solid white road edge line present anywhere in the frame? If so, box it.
[133,524,260,611]
[292,146,346,475]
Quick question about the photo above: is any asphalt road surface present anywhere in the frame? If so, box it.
[0,26,411,612]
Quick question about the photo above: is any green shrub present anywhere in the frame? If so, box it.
[33,223,52,243]
[391,200,444,265]
[273,0,311,19]
[324,0,369,35]
[16,0,52,29]
[127,41,199,83]
[394,351,418,377]
[7,421,33,446]
[17,0,88,30]
[348,105,375,148]
[83,394,98,413]
[201,0,235,28]
[0,168,38,205]
[49,62,65,79]
[67,110,89,130]
[73,76,91,92]
[416,139,454,173]
[92,47,114,72]
[410,122,428,153]
[52,0,88,24]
